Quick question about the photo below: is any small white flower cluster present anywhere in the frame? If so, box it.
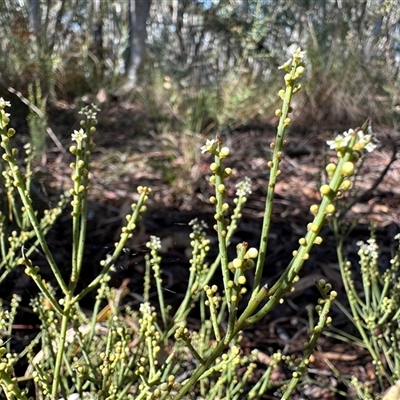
[147,235,162,251]
[357,238,379,260]
[139,301,154,316]
[0,97,11,129]
[327,126,378,153]
[0,98,11,109]
[0,309,10,330]
[235,177,252,197]
[189,218,208,236]
[279,48,306,71]
[201,138,218,154]
[71,128,87,143]
[78,103,100,120]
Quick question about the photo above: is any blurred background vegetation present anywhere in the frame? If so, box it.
[0,0,399,141]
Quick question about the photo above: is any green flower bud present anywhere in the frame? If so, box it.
[210,162,218,173]
[219,147,230,158]
[245,247,258,259]
[341,161,355,176]
[217,184,225,194]
[325,204,335,214]
[340,180,352,190]
[310,204,318,214]
[314,236,323,245]
[244,259,254,269]
[224,167,232,176]
[325,163,336,178]
[298,238,307,246]
[320,185,331,196]
[278,89,285,99]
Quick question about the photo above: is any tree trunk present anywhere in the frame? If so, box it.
[124,0,152,90]
[27,0,42,36]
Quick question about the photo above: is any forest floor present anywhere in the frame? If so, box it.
[7,100,400,399]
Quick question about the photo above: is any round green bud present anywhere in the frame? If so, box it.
[245,248,258,259]
[341,161,355,176]
[214,213,222,221]
[320,184,331,196]
[325,163,336,178]
[217,184,225,194]
[224,167,232,176]
[283,117,291,126]
[340,180,352,190]
[219,147,230,158]
[325,204,335,214]
[309,223,319,233]
[69,145,77,154]
[210,162,218,173]
[314,236,323,245]
[298,238,307,246]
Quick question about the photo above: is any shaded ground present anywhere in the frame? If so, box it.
[5,101,400,398]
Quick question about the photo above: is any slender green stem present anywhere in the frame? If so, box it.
[72,188,150,304]
[51,298,73,398]
[0,130,68,294]
[212,144,231,297]
[174,338,228,400]
[281,294,333,400]
[253,53,304,292]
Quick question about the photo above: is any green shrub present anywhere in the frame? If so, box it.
[0,49,381,400]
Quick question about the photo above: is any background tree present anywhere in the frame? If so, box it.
[0,0,398,129]
[123,0,152,91]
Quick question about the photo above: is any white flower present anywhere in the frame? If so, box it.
[326,133,352,150]
[189,218,208,236]
[236,177,252,197]
[326,127,378,153]
[71,129,87,143]
[146,235,161,251]
[293,48,306,60]
[0,98,11,109]
[78,104,100,120]
[356,127,379,152]
[201,138,217,154]
[139,302,154,315]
